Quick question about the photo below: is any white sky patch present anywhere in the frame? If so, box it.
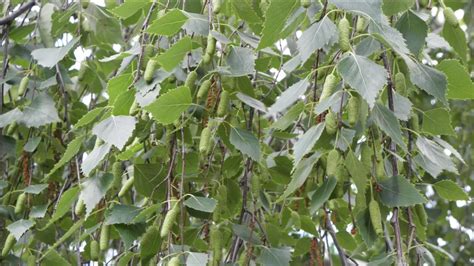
[296,30,302,39]
[112,44,122,52]
[270,68,286,82]
[72,47,92,70]
[454,9,464,20]
[91,0,105,7]
[277,39,291,56]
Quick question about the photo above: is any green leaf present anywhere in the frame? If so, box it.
[310,177,337,214]
[297,16,338,63]
[272,102,304,131]
[442,23,467,63]
[144,86,192,125]
[433,180,469,201]
[31,37,79,68]
[396,10,427,55]
[7,219,35,240]
[422,108,455,136]
[105,204,142,225]
[292,124,325,168]
[378,176,427,207]
[147,9,188,36]
[81,143,112,177]
[269,79,310,115]
[46,187,80,227]
[257,0,298,50]
[280,152,321,200]
[41,249,72,266]
[329,0,385,23]
[345,151,369,208]
[402,55,447,105]
[229,127,261,161]
[73,108,107,129]
[47,135,84,177]
[113,90,135,115]
[436,59,474,100]
[24,136,41,152]
[186,252,208,266]
[336,231,357,251]
[223,46,255,77]
[156,36,194,71]
[184,196,217,213]
[78,173,114,216]
[369,21,410,55]
[23,184,48,194]
[134,163,166,198]
[372,103,407,151]
[107,74,133,104]
[382,0,415,16]
[337,53,388,108]
[110,1,148,19]
[232,224,262,245]
[356,208,378,247]
[0,93,61,128]
[257,247,292,266]
[415,137,457,177]
[92,115,137,150]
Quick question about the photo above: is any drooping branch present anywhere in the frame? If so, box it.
[0,0,36,26]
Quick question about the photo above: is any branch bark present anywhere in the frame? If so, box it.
[0,1,36,26]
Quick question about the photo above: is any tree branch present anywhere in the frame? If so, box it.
[0,1,36,26]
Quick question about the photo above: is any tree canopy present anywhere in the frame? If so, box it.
[0,0,473,265]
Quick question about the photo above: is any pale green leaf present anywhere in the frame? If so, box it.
[433,180,469,201]
[292,124,325,168]
[31,37,80,68]
[269,79,310,115]
[92,115,137,150]
[229,128,261,161]
[79,173,114,216]
[144,86,192,125]
[184,196,217,213]
[422,108,455,136]
[147,9,188,36]
[257,0,298,50]
[7,219,35,240]
[156,36,194,71]
[297,16,338,63]
[436,59,474,100]
[47,135,85,177]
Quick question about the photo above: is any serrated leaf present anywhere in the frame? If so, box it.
[310,177,337,214]
[378,176,427,207]
[393,93,412,121]
[78,173,114,216]
[134,163,166,198]
[46,187,79,227]
[416,136,457,176]
[144,86,192,125]
[280,152,321,200]
[156,37,194,71]
[337,53,388,108]
[269,79,310,115]
[292,123,325,168]
[257,0,298,50]
[442,23,467,63]
[396,10,427,55]
[297,16,338,64]
[257,247,292,266]
[272,102,304,131]
[184,196,217,213]
[224,46,255,77]
[232,224,262,245]
[31,37,79,68]
[382,0,415,16]
[236,92,267,113]
[23,184,48,194]
[433,180,469,201]
[229,128,260,161]
[7,219,35,240]
[147,9,188,36]
[422,108,455,136]
[372,103,407,151]
[92,115,137,150]
[73,107,107,129]
[436,59,474,100]
[107,74,133,104]
[81,143,112,177]
[329,0,385,23]
[402,55,447,105]
[105,204,141,225]
[369,20,410,55]
[47,135,84,177]
[110,1,148,19]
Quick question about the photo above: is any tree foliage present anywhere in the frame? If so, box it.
[0,0,473,265]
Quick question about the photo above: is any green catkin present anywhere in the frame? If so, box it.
[168,256,180,266]
[415,204,428,226]
[6,122,17,135]
[75,199,85,216]
[160,198,179,238]
[78,61,87,81]
[369,200,383,235]
[394,72,407,96]
[360,143,373,169]
[320,74,337,101]
[251,175,260,196]
[210,224,222,265]
[338,17,351,52]
[185,71,198,91]
[18,76,29,96]
[356,16,367,32]
[144,59,157,84]
[118,176,134,197]
[216,90,230,117]
[444,7,459,27]
[206,34,216,56]
[140,225,159,252]
[112,161,123,188]
[197,80,211,101]
[326,149,340,177]
[202,53,212,64]
[325,111,338,135]
[301,0,311,8]
[348,95,360,126]
[410,112,419,132]
[15,193,26,214]
[2,234,16,257]
[99,224,110,251]
[90,240,99,261]
[199,127,212,154]
[212,0,221,14]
